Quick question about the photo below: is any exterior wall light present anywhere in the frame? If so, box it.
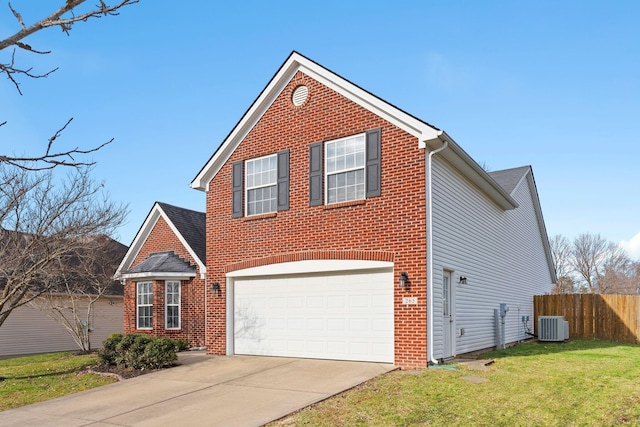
[211,282,221,295]
[458,276,467,285]
[399,272,409,289]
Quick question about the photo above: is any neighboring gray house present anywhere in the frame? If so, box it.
[0,295,124,357]
[0,236,127,358]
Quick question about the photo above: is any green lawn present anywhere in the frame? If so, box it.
[272,340,640,426]
[0,352,116,411]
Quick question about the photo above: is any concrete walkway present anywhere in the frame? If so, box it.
[0,352,396,426]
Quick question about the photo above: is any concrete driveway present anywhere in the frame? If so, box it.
[0,352,396,426]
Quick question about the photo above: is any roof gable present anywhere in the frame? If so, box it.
[190,51,442,192]
[489,166,530,195]
[115,202,206,280]
[190,51,518,210]
[490,165,557,282]
[157,202,206,264]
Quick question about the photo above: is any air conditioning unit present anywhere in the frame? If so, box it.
[538,316,570,342]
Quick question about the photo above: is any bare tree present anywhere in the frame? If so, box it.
[599,249,638,294]
[571,233,609,293]
[550,234,574,293]
[0,164,127,329]
[0,2,134,329]
[29,235,127,352]
[570,233,638,294]
[0,1,138,170]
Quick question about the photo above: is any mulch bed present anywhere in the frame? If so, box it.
[82,363,170,380]
[73,351,179,381]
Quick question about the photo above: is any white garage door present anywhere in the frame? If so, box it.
[233,269,393,363]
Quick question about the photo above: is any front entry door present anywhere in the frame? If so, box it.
[442,270,454,358]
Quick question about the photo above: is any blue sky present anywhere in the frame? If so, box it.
[2,1,639,258]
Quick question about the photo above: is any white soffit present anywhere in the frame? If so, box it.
[115,205,162,278]
[120,272,196,281]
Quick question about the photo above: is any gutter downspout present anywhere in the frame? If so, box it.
[426,139,447,365]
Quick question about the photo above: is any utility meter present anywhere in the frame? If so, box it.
[499,303,509,317]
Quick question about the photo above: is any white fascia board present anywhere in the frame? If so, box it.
[297,59,441,143]
[114,204,163,279]
[525,171,558,283]
[120,272,197,281]
[190,52,441,191]
[227,259,394,278]
[114,203,206,280]
[190,58,298,192]
[432,131,519,211]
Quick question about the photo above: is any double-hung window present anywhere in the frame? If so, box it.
[136,282,152,329]
[245,154,277,216]
[309,128,381,206]
[165,281,180,330]
[232,150,289,218]
[325,133,366,204]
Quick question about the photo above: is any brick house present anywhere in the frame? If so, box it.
[116,52,556,368]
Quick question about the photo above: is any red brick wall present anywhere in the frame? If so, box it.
[205,71,428,368]
[123,216,205,347]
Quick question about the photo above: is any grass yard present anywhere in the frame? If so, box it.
[0,352,116,411]
[272,340,640,426]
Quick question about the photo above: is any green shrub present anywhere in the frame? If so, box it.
[172,339,190,352]
[114,333,139,367]
[98,333,123,365]
[143,338,178,369]
[124,335,155,369]
[100,334,178,370]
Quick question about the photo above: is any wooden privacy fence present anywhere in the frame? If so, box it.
[534,294,640,344]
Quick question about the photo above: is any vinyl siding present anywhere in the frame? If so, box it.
[0,296,123,357]
[431,158,553,358]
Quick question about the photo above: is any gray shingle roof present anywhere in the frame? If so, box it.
[126,251,196,275]
[156,202,206,265]
[488,166,530,195]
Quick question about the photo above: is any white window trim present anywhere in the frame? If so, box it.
[245,153,277,216]
[165,281,181,330]
[324,133,366,205]
[136,282,152,330]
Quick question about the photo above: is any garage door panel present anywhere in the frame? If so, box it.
[349,295,369,308]
[306,296,324,308]
[307,319,324,330]
[234,269,393,363]
[308,341,326,353]
[327,296,346,309]
[287,296,304,309]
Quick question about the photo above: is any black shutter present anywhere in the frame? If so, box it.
[309,142,323,206]
[232,161,243,218]
[277,149,290,211]
[365,128,381,198]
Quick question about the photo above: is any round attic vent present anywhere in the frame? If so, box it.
[292,85,308,106]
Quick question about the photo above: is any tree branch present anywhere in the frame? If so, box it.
[0,1,139,94]
[0,1,139,50]
[0,118,114,171]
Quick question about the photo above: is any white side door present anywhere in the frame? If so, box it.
[442,270,455,358]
